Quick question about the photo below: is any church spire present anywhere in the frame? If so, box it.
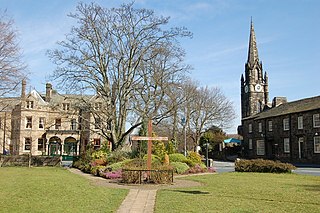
[247,18,259,65]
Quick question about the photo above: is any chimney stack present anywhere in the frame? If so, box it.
[46,83,52,102]
[21,79,26,100]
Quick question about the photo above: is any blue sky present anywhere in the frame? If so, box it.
[1,0,320,133]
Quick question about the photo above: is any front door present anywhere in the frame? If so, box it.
[49,142,61,156]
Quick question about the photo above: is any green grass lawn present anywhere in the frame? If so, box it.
[156,172,320,213]
[0,167,128,213]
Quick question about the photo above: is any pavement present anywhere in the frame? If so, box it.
[116,189,157,213]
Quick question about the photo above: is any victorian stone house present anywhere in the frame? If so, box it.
[239,21,320,164]
[0,81,108,156]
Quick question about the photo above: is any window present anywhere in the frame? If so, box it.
[298,116,303,129]
[26,117,32,129]
[314,136,320,153]
[55,118,61,130]
[39,117,45,129]
[283,118,289,131]
[95,117,101,129]
[284,138,290,153]
[248,124,252,133]
[26,101,34,109]
[258,122,262,132]
[256,140,265,155]
[313,114,320,128]
[93,138,101,150]
[70,119,76,130]
[268,120,273,132]
[38,138,44,151]
[94,102,102,110]
[62,103,70,111]
[249,139,253,150]
[24,138,31,151]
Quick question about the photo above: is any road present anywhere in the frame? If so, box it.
[213,161,320,176]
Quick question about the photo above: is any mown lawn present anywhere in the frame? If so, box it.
[0,167,128,213]
[156,172,320,213]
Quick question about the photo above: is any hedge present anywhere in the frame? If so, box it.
[235,159,296,173]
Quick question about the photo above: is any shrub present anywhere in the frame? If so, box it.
[170,162,190,174]
[235,159,296,173]
[142,154,161,165]
[169,153,187,163]
[90,165,107,176]
[104,170,122,179]
[108,159,132,171]
[107,149,129,164]
[187,151,202,165]
[184,164,207,174]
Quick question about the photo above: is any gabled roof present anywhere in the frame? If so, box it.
[244,95,320,121]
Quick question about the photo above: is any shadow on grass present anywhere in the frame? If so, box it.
[301,184,320,192]
[169,190,210,195]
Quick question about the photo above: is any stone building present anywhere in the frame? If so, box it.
[239,21,320,164]
[0,80,108,156]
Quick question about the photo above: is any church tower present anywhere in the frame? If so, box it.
[241,20,269,119]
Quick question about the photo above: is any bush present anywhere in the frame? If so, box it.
[170,162,190,174]
[187,151,202,165]
[107,149,129,164]
[104,170,122,179]
[142,154,161,165]
[169,153,187,163]
[108,159,132,171]
[235,159,296,173]
[184,164,207,174]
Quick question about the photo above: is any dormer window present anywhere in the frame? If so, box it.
[62,103,70,111]
[26,101,34,109]
[94,102,102,110]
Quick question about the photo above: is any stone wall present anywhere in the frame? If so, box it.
[0,155,61,167]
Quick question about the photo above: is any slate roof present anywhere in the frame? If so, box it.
[243,95,320,121]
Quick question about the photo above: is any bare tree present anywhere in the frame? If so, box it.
[0,10,26,97]
[48,2,191,149]
[187,85,235,149]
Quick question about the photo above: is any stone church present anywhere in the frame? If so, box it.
[239,21,320,164]
[0,81,109,157]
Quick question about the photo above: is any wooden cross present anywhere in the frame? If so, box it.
[131,120,168,173]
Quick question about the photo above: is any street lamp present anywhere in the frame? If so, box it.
[181,117,187,156]
[206,140,209,167]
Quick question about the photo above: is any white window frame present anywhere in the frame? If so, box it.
[313,114,320,128]
[268,120,273,132]
[283,118,289,131]
[26,117,32,129]
[24,137,31,151]
[70,119,77,130]
[39,117,45,129]
[248,123,252,133]
[284,138,290,153]
[258,122,262,133]
[256,140,265,155]
[298,116,303,130]
[314,136,320,153]
[62,103,70,111]
[248,139,253,150]
[26,101,34,109]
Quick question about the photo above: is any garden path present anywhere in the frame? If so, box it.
[68,168,213,212]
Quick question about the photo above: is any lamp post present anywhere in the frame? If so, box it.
[206,140,209,167]
[181,117,186,156]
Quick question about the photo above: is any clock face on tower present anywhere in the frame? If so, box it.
[255,84,262,92]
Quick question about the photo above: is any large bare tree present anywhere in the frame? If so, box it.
[0,10,26,98]
[48,2,191,149]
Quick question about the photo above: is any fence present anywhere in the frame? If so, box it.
[0,155,61,167]
[122,169,174,184]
